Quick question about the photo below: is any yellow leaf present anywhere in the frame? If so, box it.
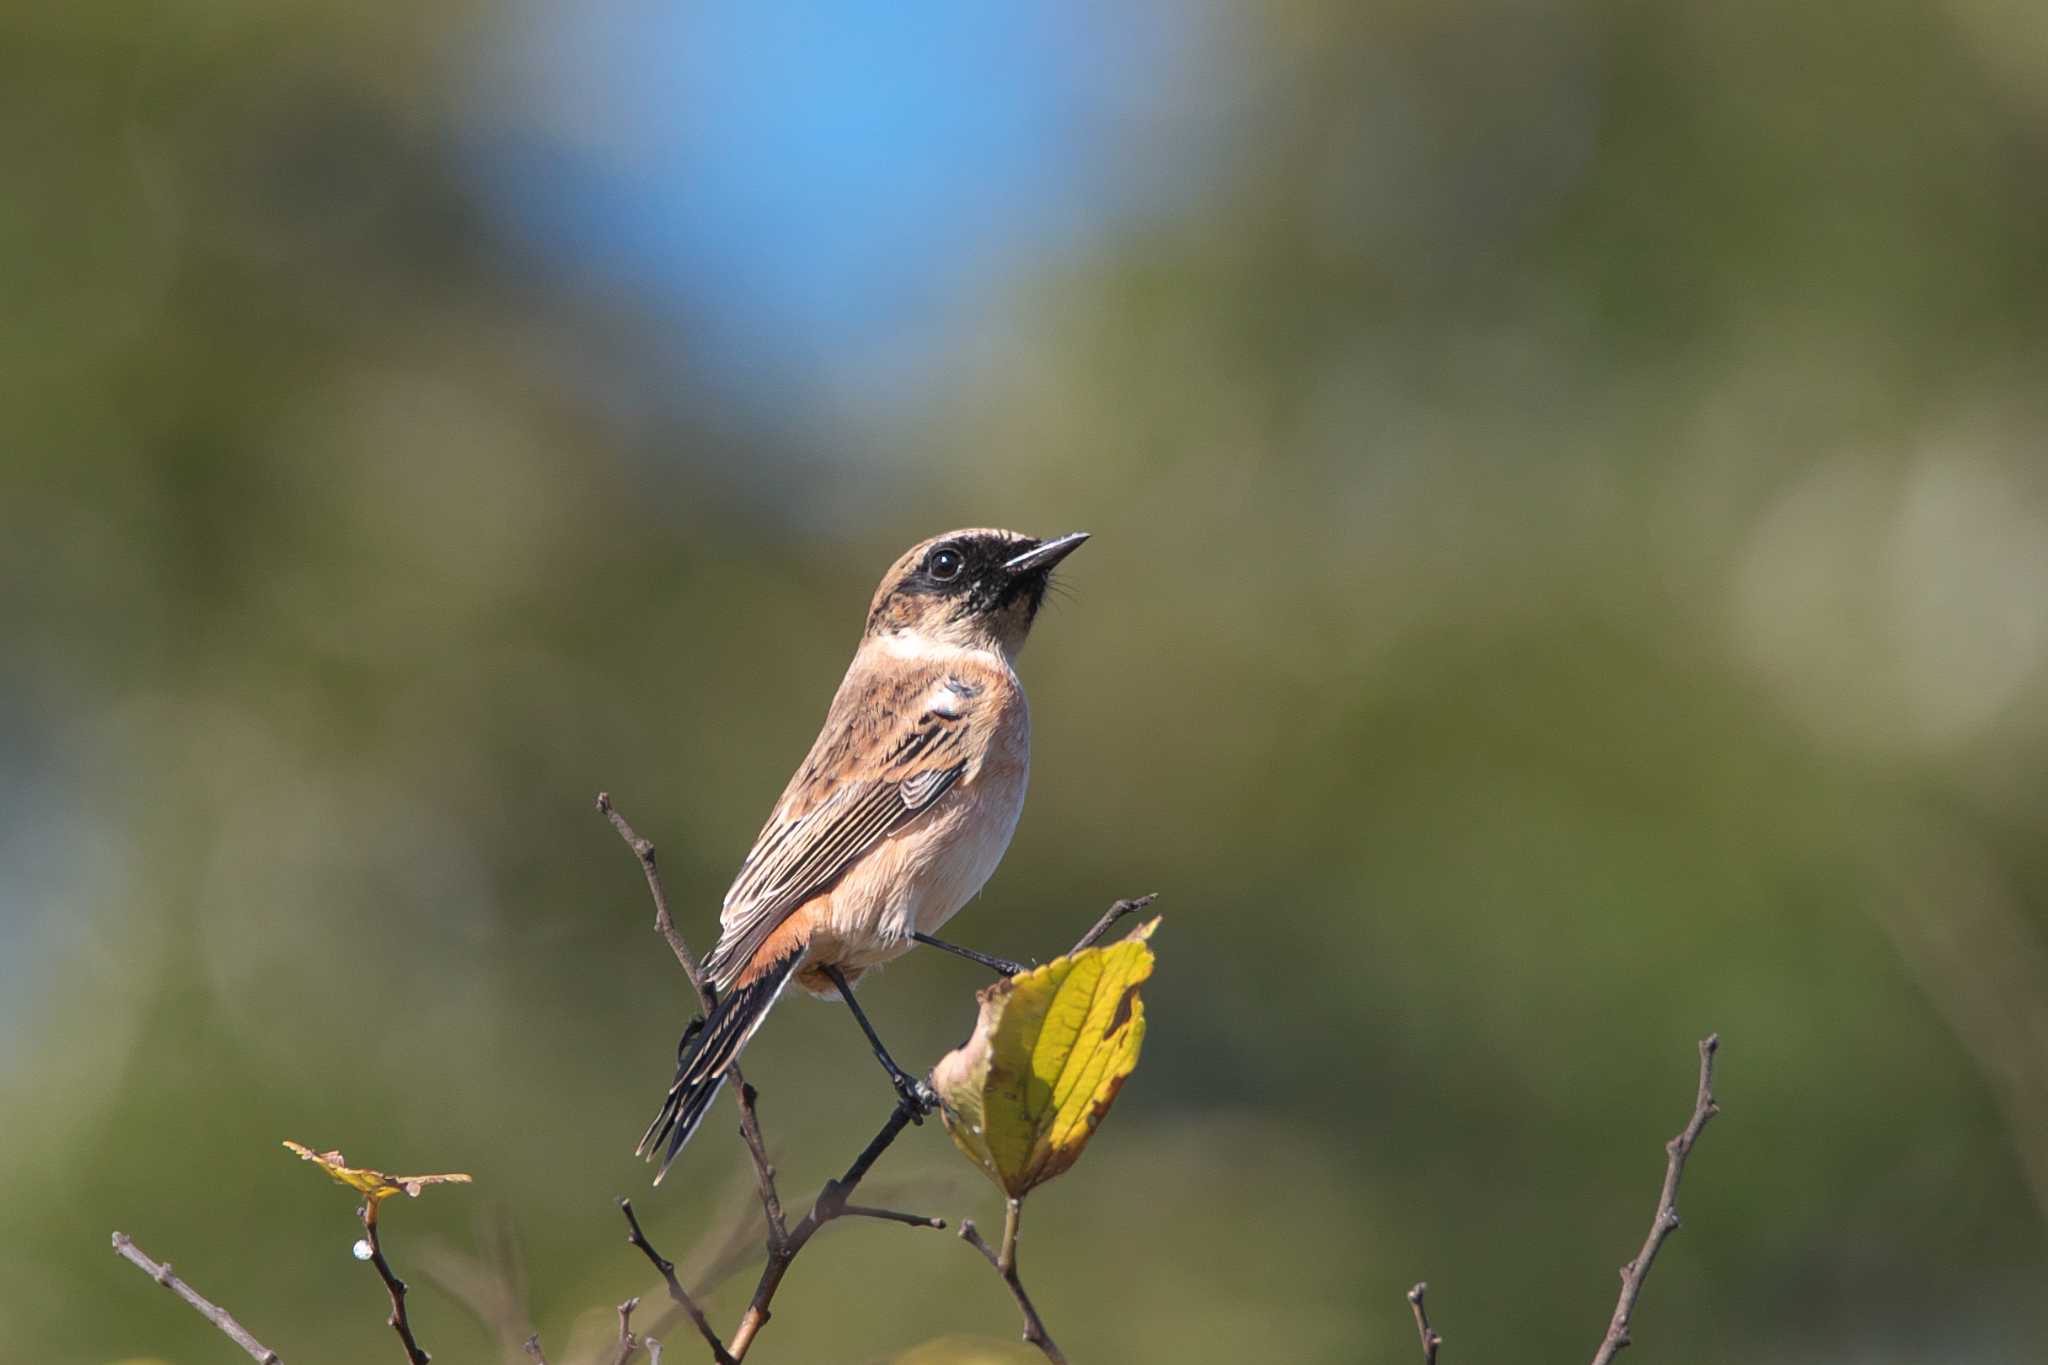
[283,1140,472,1221]
[930,919,1157,1198]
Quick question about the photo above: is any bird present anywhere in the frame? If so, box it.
[637,527,1091,1181]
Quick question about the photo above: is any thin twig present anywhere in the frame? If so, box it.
[959,1199,1066,1364]
[733,1084,787,1247]
[1407,1282,1442,1364]
[361,1206,431,1365]
[111,1232,282,1364]
[619,1199,735,1365]
[1590,1034,1721,1365]
[609,1297,642,1365]
[1070,894,1158,954]
[597,793,712,1014]
[842,1204,946,1230]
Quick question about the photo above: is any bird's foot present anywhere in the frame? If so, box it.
[892,1071,939,1120]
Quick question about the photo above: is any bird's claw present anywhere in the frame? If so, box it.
[893,1073,939,1120]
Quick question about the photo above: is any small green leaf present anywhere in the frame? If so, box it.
[930,919,1158,1198]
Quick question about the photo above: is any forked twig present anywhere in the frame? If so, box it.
[600,794,945,1363]
[1070,894,1158,954]
[960,1198,1065,1363]
[723,1098,946,1359]
[619,1199,734,1365]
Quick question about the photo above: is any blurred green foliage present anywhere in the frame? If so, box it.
[5,3,2048,1363]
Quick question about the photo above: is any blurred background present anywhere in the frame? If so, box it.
[6,1,2048,1361]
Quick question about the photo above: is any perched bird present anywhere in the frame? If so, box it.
[638,528,1090,1180]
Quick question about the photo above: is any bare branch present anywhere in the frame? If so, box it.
[1407,1282,1442,1365]
[959,1199,1065,1364]
[619,1199,734,1365]
[1070,894,1158,955]
[361,1206,431,1365]
[725,1098,943,1360]
[1590,1034,1721,1365]
[111,1232,282,1364]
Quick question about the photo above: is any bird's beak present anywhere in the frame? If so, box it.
[1003,531,1090,574]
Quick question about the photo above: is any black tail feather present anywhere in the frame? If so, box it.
[637,951,799,1182]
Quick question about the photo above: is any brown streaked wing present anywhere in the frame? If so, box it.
[700,671,977,987]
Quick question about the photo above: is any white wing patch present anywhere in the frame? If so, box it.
[926,677,972,719]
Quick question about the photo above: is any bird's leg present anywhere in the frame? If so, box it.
[910,932,1025,978]
[819,964,938,1117]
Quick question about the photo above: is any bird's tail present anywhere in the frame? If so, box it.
[637,949,800,1183]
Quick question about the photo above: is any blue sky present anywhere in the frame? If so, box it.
[463,1,1203,410]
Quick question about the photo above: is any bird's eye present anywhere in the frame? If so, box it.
[927,547,964,581]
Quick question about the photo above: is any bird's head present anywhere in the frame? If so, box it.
[865,528,1089,659]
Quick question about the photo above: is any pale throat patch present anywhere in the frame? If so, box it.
[877,628,1014,671]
